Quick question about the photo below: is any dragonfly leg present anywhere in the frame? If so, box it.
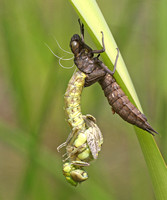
[71,160,90,167]
[57,142,67,152]
[78,19,84,43]
[57,128,79,152]
[91,31,105,54]
[96,48,119,76]
[63,143,87,162]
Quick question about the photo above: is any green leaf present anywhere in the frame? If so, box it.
[69,0,167,199]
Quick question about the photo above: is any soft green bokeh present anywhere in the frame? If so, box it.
[0,0,167,200]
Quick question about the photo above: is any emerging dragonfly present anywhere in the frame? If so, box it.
[57,71,103,186]
[69,20,158,136]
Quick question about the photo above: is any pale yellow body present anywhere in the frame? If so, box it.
[58,71,103,186]
[64,71,86,130]
[64,71,92,162]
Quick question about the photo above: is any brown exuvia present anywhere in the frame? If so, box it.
[69,20,158,136]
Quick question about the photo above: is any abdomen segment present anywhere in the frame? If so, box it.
[99,73,158,135]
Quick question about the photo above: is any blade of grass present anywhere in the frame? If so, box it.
[1,9,31,130]
[157,0,167,163]
[70,0,141,109]
[69,0,167,199]
[1,1,62,198]
[15,53,60,200]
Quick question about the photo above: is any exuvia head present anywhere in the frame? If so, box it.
[70,34,83,55]
[70,34,93,58]
[63,162,88,186]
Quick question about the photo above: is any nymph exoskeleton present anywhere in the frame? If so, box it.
[69,20,158,136]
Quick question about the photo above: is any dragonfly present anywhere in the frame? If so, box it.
[69,20,158,136]
[57,71,103,186]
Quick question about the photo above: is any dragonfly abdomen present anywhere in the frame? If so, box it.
[64,71,86,130]
[59,71,103,186]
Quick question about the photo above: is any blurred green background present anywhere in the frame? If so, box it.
[0,0,166,199]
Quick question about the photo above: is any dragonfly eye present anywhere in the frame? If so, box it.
[70,169,88,182]
[63,162,88,186]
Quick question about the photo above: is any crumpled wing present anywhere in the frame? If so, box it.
[82,114,103,159]
[86,126,103,159]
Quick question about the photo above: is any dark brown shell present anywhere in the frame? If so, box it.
[99,73,158,135]
[70,30,158,136]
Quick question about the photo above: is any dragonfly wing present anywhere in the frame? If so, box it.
[86,127,99,159]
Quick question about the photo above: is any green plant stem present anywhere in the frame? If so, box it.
[69,0,167,199]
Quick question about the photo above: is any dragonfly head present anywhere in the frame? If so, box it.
[70,34,93,57]
[63,162,88,186]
